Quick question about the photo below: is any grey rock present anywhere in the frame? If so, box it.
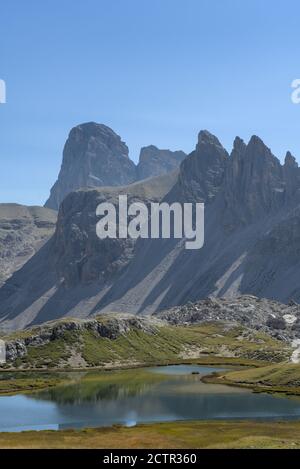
[6,340,27,361]
[45,123,186,211]
[174,130,228,202]
[3,131,300,330]
[0,204,57,286]
[155,295,300,342]
[0,171,178,329]
[53,171,177,288]
[266,316,286,330]
[136,145,185,180]
[223,135,286,228]
[3,314,164,362]
[45,123,137,210]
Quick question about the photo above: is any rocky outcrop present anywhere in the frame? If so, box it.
[45,123,137,210]
[155,295,300,342]
[136,145,185,180]
[0,204,57,286]
[3,314,163,362]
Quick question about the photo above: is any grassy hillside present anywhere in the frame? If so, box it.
[0,374,65,395]
[2,318,291,370]
[206,362,300,394]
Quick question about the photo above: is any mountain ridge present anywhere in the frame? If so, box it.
[1,129,300,330]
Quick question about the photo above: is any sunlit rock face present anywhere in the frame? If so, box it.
[45,123,186,211]
[45,122,137,210]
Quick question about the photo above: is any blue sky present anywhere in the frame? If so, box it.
[1,0,300,205]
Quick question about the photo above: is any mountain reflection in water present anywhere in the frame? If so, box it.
[1,365,300,432]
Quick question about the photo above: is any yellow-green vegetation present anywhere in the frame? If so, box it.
[0,421,300,449]
[0,368,167,397]
[3,321,291,370]
[0,373,66,395]
[205,362,300,395]
[25,331,79,368]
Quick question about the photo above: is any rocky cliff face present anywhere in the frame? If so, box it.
[45,123,186,210]
[174,130,228,202]
[2,130,300,330]
[136,145,186,180]
[223,136,292,228]
[0,204,57,286]
[53,172,177,289]
[4,314,162,364]
[45,123,137,210]
[0,171,178,330]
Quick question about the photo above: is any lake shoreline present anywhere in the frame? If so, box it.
[0,357,260,396]
[202,370,300,397]
[0,420,300,449]
[2,364,300,439]
[0,355,266,374]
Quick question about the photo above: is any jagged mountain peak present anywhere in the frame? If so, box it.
[285,151,298,168]
[68,122,130,157]
[197,129,225,150]
[45,122,186,210]
[232,136,246,153]
[223,135,300,227]
[247,134,268,147]
[173,129,228,203]
[244,135,282,170]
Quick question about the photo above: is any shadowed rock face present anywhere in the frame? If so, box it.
[2,130,300,330]
[0,204,57,286]
[45,123,137,210]
[224,136,285,227]
[136,145,186,180]
[175,130,228,202]
[54,171,179,288]
[0,172,178,330]
[45,123,186,211]
[223,138,300,230]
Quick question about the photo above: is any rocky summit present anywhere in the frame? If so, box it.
[45,122,186,210]
[136,145,186,180]
[45,123,137,210]
[2,129,300,330]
